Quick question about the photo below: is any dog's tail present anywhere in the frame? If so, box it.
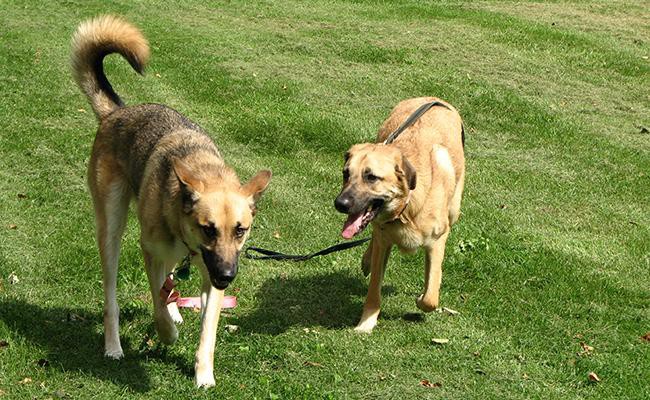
[71,15,149,120]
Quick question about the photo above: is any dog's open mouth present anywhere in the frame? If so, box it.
[341,199,384,239]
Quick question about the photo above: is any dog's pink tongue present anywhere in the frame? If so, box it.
[342,213,364,239]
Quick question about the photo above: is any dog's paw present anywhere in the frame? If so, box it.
[353,326,374,334]
[195,370,216,388]
[155,318,179,345]
[167,302,184,324]
[416,294,438,313]
[104,347,124,359]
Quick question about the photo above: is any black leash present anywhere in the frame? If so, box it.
[244,100,452,262]
[383,100,451,145]
[244,237,370,261]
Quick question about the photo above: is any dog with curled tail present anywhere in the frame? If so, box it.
[71,15,271,387]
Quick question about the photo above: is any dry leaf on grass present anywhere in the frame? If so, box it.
[303,361,323,368]
[7,224,17,230]
[588,372,600,382]
[431,338,449,345]
[19,377,32,384]
[578,342,594,356]
[438,307,459,316]
[419,379,441,388]
[640,332,650,342]
[273,231,281,239]
[8,273,19,285]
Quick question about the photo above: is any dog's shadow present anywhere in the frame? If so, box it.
[0,299,190,392]
[236,269,396,334]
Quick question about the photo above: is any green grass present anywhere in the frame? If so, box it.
[1,0,648,398]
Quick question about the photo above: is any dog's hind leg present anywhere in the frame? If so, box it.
[194,263,224,388]
[448,168,464,225]
[355,236,392,333]
[90,163,131,359]
[143,250,179,345]
[417,230,450,312]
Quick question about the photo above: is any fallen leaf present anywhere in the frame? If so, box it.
[19,377,32,384]
[472,351,480,357]
[155,73,161,78]
[8,273,19,285]
[36,358,49,367]
[77,108,86,113]
[419,379,441,388]
[440,307,459,316]
[303,361,323,368]
[578,342,594,356]
[640,332,650,342]
[431,338,449,345]
[66,312,85,322]
[224,324,240,334]
[522,373,529,380]
[273,231,281,239]
[8,224,17,230]
[588,372,600,382]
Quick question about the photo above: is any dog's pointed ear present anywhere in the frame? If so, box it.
[241,170,272,212]
[398,156,417,191]
[172,158,204,213]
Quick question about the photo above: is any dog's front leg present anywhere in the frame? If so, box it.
[417,230,450,312]
[143,250,179,345]
[194,272,224,388]
[355,235,391,333]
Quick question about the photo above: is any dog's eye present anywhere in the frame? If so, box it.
[366,173,381,183]
[235,226,248,238]
[342,169,350,183]
[202,224,217,239]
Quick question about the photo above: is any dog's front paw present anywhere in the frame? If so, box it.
[195,369,216,388]
[104,347,124,359]
[416,294,438,313]
[155,317,179,345]
[167,302,184,324]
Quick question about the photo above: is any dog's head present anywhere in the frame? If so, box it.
[172,158,271,290]
[334,143,416,238]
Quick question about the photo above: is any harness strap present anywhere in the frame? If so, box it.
[383,101,451,145]
[244,237,370,261]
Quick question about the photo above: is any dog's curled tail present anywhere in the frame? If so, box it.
[71,15,149,120]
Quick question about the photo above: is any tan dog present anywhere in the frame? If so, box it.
[71,16,271,387]
[335,97,464,333]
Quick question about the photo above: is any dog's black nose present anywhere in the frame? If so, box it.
[335,194,353,214]
[211,267,237,289]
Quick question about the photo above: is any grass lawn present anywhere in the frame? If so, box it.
[1,0,648,398]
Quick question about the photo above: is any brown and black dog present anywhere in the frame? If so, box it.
[335,97,465,333]
[72,15,271,387]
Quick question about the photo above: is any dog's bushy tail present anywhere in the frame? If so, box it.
[71,15,149,120]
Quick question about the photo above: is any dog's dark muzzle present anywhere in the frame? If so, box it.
[335,191,355,214]
[200,247,238,290]
[335,190,384,216]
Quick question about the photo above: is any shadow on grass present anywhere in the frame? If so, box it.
[0,300,192,392]
[237,269,398,335]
